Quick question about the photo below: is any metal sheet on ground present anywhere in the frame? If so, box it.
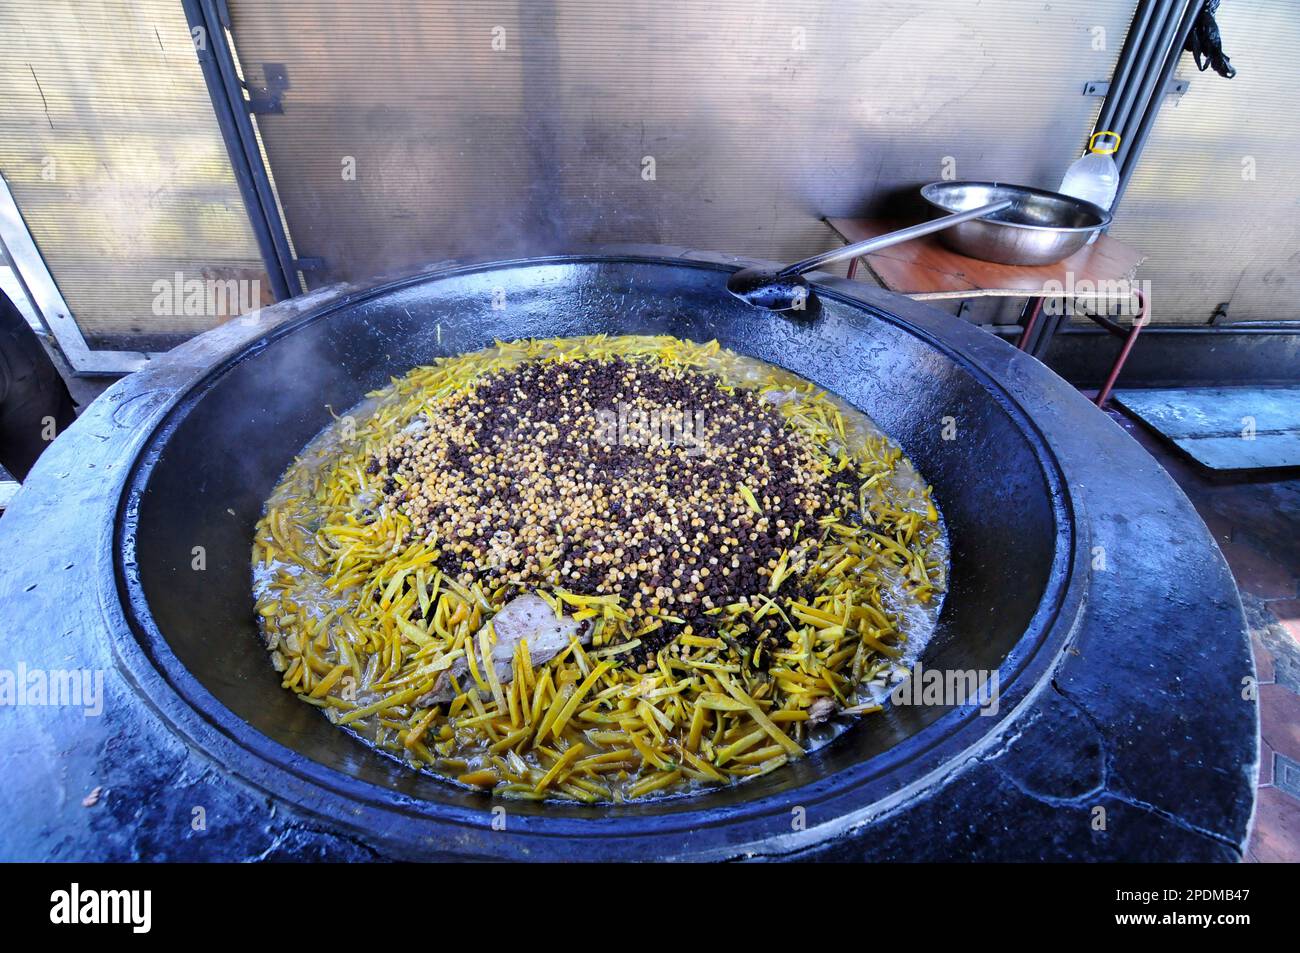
[1115,386,1300,471]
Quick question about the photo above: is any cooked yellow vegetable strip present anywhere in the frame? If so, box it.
[337,685,428,726]
[309,663,349,699]
[716,674,805,758]
[550,663,613,741]
[630,769,683,799]
[535,742,588,793]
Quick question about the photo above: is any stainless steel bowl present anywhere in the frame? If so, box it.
[920,181,1111,266]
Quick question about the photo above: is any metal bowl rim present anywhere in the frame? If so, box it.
[920,180,1113,233]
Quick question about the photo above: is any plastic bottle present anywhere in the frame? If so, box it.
[1059,131,1121,243]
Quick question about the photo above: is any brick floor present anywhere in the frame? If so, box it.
[1253,632,1276,684]
[1106,407,1300,864]
[1270,599,1300,646]
[1220,539,1298,600]
[1247,787,1300,863]
[1260,683,1300,765]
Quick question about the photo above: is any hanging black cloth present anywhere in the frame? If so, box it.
[0,290,77,480]
[1185,0,1236,79]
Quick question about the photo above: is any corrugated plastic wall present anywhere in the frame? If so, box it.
[1108,0,1300,324]
[0,0,269,350]
[225,0,1135,288]
[4,1,1296,353]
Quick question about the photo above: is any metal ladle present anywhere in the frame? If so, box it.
[726,199,1014,311]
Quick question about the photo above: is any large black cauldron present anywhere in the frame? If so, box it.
[0,249,1257,861]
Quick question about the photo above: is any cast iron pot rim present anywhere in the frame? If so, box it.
[109,251,1080,856]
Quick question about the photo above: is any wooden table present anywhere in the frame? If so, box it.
[823,217,1148,407]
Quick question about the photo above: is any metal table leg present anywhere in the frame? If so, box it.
[1093,290,1149,409]
[1015,296,1045,352]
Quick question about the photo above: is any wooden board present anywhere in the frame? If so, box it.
[825,216,1146,300]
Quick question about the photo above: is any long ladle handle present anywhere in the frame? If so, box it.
[777,199,1015,278]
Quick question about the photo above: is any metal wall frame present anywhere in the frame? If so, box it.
[203,0,1212,293]
[214,0,1140,290]
[11,0,1284,375]
[181,0,300,300]
[0,172,157,374]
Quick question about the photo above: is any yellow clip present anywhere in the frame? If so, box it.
[1089,130,1122,155]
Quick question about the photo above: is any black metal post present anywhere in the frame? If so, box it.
[1114,1,1204,206]
[1109,0,1177,151]
[1095,0,1155,135]
[1091,0,1206,216]
[181,0,297,300]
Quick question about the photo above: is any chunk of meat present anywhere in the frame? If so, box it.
[760,388,800,408]
[416,594,588,706]
[401,414,428,436]
[808,696,837,725]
